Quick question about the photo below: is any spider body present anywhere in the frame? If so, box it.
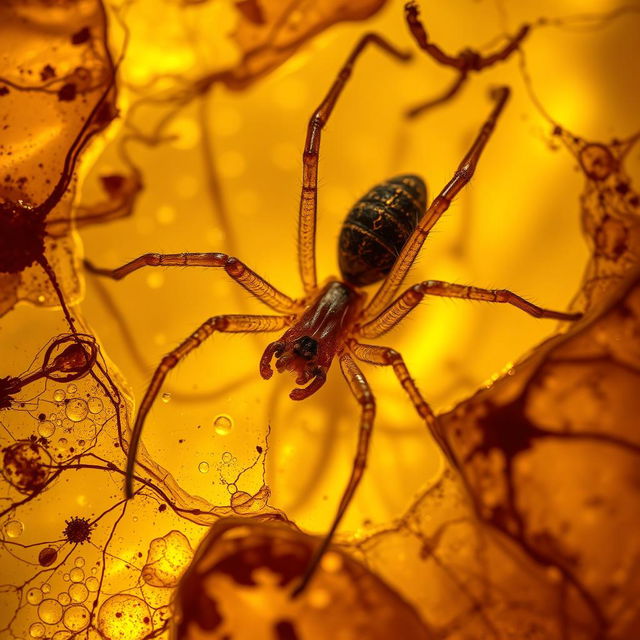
[338,174,426,286]
[86,33,581,598]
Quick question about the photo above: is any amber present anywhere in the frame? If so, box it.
[173,518,430,639]
[1,1,638,639]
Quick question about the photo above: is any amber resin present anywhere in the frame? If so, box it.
[1,1,638,639]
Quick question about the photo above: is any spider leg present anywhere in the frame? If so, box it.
[476,24,530,69]
[85,252,297,314]
[404,1,464,68]
[297,34,412,295]
[405,1,529,71]
[348,339,434,423]
[364,86,510,320]
[405,71,468,119]
[125,313,293,498]
[292,352,375,597]
[360,279,582,339]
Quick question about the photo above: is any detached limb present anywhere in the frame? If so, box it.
[85,252,297,314]
[297,33,412,294]
[125,313,293,498]
[406,71,468,119]
[361,280,582,339]
[404,1,529,119]
[405,1,529,71]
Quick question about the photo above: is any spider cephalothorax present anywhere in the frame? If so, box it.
[260,281,363,400]
[87,32,581,597]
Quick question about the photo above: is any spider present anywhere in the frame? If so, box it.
[86,33,581,596]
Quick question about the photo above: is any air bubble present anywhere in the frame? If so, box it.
[38,598,63,624]
[161,392,171,403]
[65,398,88,422]
[41,584,51,594]
[53,389,65,402]
[67,383,77,394]
[198,461,209,473]
[58,592,71,605]
[29,622,45,638]
[63,604,90,631]
[70,567,84,582]
[222,451,232,463]
[5,519,24,538]
[27,588,43,605]
[86,576,99,592]
[213,413,234,435]
[227,483,237,494]
[69,582,88,603]
[74,556,85,568]
[88,397,103,414]
[38,421,55,438]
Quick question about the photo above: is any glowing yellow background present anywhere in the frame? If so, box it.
[80,0,638,533]
[2,0,639,636]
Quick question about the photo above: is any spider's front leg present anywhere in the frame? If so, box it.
[125,313,294,498]
[292,352,376,597]
[297,34,412,295]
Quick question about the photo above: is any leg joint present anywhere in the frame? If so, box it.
[208,316,229,332]
[382,348,401,365]
[160,353,179,369]
[224,256,245,278]
[144,253,162,267]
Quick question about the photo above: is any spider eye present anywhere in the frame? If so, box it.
[293,336,318,360]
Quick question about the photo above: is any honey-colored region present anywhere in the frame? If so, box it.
[1,1,639,639]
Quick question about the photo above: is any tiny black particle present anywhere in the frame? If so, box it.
[57,83,77,102]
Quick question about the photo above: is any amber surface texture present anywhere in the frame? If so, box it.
[1,0,639,639]
[173,518,431,639]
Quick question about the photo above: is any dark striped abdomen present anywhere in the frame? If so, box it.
[338,174,427,286]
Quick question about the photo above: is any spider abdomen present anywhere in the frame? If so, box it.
[338,174,427,286]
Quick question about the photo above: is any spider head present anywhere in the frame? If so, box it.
[260,335,328,401]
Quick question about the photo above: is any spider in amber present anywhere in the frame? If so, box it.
[86,34,580,595]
